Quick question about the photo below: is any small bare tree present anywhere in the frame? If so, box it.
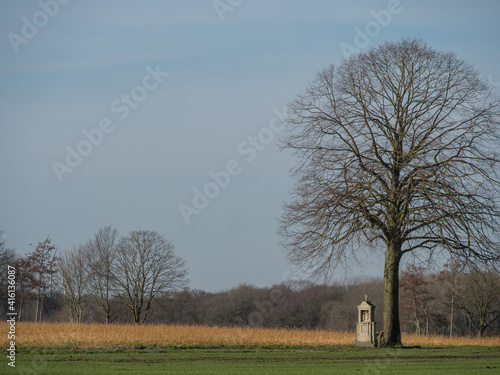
[86,226,119,323]
[27,237,58,323]
[59,246,88,323]
[400,264,432,335]
[454,266,500,337]
[114,230,188,324]
[438,260,467,337]
[280,38,500,346]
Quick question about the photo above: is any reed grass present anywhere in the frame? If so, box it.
[2,322,499,348]
[402,332,500,347]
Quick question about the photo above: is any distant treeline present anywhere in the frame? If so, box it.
[151,269,500,338]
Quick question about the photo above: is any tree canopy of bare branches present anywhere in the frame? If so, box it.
[114,230,188,324]
[454,266,500,337]
[86,226,119,323]
[280,38,500,346]
[59,246,88,323]
[26,237,58,323]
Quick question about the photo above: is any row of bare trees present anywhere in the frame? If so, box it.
[60,227,189,324]
[1,227,188,324]
[400,263,500,337]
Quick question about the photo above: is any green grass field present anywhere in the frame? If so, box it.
[12,345,500,375]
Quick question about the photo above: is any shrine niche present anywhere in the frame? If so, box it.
[355,294,377,346]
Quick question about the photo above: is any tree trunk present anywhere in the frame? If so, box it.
[35,280,42,323]
[105,290,111,324]
[133,306,141,324]
[478,316,486,337]
[413,297,420,335]
[382,240,403,347]
[450,294,454,337]
[18,300,23,322]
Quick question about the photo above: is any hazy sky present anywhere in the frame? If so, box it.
[1,0,499,292]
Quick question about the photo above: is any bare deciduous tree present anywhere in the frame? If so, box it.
[27,237,58,323]
[400,264,432,335]
[455,267,500,337]
[438,259,467,337]
[86,226,119,324]
[59,246,88,323]
[280,38,500,346]
[114,230,188,324]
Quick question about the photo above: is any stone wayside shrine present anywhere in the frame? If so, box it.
[355,294,377,347]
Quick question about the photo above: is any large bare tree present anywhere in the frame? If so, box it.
[114,230,188,324]
[280,38,500,346]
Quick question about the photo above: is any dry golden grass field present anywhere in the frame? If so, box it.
[2,322,500,348]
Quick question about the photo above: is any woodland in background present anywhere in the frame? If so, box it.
[1,231,499,338]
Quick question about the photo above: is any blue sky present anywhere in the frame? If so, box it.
[1,0,499,291]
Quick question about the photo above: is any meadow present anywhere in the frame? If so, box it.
[3,323,500,374]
